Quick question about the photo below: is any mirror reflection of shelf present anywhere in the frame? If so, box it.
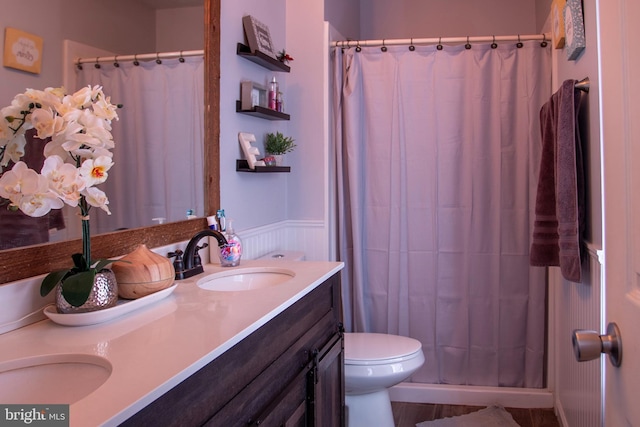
[236,101,290,120]
[236,159,290,173]
[236,43,290,72]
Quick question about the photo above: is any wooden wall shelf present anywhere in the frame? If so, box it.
[236,159,290,173]
[236,43,291,72]
[236,101,290,120]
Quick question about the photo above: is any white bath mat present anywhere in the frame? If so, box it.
[415,405,520,427]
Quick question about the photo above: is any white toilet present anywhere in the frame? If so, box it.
[344,332,425,427]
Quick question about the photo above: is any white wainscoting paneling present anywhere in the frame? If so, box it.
[553,243,602,427]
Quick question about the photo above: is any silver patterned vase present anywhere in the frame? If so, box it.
[55,269,119,314]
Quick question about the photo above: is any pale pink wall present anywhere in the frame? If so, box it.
[156,6,204,52]
[324,0,360,40]
[60,0,156,55]
[360,0,538,39]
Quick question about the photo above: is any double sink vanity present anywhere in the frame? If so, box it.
[0,259,344,426]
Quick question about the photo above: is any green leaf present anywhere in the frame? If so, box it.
[71,253,89,271]
[40,269,71,297]
[61,270,96,307]
[93,258,121,272]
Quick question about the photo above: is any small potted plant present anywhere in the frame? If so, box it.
[264,131,296,166]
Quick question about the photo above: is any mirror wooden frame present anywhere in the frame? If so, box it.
[0,0,220,285]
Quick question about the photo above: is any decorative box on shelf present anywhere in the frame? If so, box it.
[236,159,290,173]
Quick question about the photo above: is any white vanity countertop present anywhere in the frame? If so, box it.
[0,260,344,426]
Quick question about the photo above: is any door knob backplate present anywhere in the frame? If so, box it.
[572,322,622,367]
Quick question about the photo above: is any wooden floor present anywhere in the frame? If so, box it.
[391,402,562,427]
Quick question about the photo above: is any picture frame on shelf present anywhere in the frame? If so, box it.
[242,15,277,59]
[563,0,586,60]
[240,81,267,111]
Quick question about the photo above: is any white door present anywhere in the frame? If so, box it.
[599,0,640,425]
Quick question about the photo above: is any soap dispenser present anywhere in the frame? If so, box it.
[218,219,242,267]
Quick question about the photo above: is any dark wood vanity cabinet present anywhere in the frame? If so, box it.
[121,273,344,427]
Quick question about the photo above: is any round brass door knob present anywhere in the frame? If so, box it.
[572,322,622,367]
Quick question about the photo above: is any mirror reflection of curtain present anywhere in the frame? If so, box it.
[333,42,550,387]
[76,56,204,234]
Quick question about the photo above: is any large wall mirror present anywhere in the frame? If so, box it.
[0,0,220,284]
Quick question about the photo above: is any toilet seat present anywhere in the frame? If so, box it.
[344,332,423,366]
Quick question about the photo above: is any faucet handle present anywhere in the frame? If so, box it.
[167,249,185,279]
[194,243,208,267]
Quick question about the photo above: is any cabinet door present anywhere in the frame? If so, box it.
[249,362,313,427]
[311,333,345,427]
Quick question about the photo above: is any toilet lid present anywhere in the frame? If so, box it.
[344,332,423,365]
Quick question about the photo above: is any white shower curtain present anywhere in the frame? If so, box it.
[333,41,550,387]
[76,56,204,234]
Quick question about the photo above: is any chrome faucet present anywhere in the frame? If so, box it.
[177,229,228,279]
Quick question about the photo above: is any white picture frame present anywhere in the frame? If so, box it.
[240,81,267,110]
[242,15,277,59]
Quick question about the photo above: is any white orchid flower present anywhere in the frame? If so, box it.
[41,155,85,207]
[0,161,39,203]
[1,85,118,223]
[1,135,27,167]
[79,156,113,187]
[16,183,65,217]
[92,96,119,122]
[0,118,13,144]
[82,186,111,215]
[30,107,65,139]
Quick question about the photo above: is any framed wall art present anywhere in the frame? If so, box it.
[242,15,277,59]
[3,27,43,74]
[552,0,566,49]
[563,0,586,60]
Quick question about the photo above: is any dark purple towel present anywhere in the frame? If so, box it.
[530,79,585,283]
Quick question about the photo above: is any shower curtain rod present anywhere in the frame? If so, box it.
[75,49,203,66]
[332,33,550,48]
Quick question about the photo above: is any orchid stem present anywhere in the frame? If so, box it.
[80,196,91,268]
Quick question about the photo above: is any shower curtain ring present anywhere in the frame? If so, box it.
[179,50,185,62]
[76,58,83,70]
[437,37,443,51]
[94,57,101,69]
[156,53,162,64]
[133,54,140,66]
[409,38,415,51]
[465,36,471,50]
[113,55,120,67]
[491,35,498,49]
[381,39,387,52]
[516,35,523,48]
[356,41,361,52]
[540,34,548,48]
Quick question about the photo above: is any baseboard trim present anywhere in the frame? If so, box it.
[390,382,554,409]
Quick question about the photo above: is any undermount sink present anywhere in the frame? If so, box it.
[197,267,295,291]
[0,354,112,404]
